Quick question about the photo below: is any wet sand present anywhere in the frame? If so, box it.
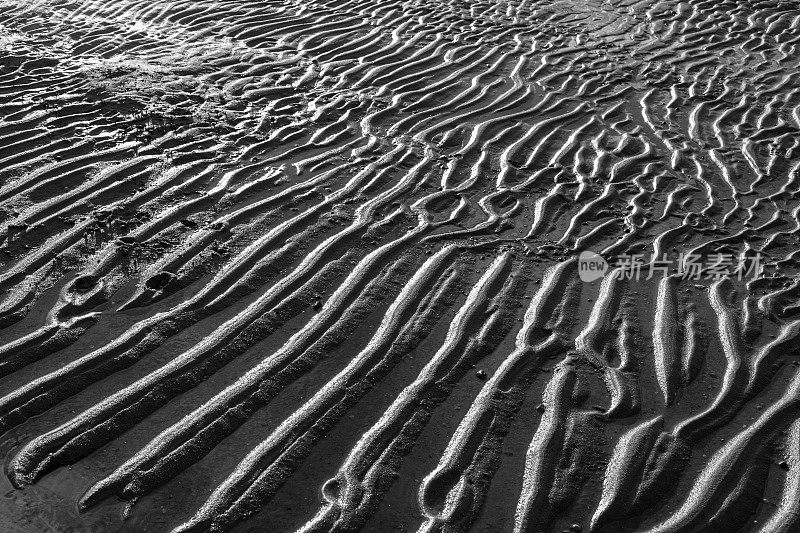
[1,0,800,531]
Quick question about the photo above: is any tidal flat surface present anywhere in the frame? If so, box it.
[1,1,800,532]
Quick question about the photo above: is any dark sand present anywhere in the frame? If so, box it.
[1,0,800,531]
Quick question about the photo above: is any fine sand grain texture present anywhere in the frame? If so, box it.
[1,0,800,532]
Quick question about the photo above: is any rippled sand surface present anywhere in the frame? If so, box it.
[1,1,800,531]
